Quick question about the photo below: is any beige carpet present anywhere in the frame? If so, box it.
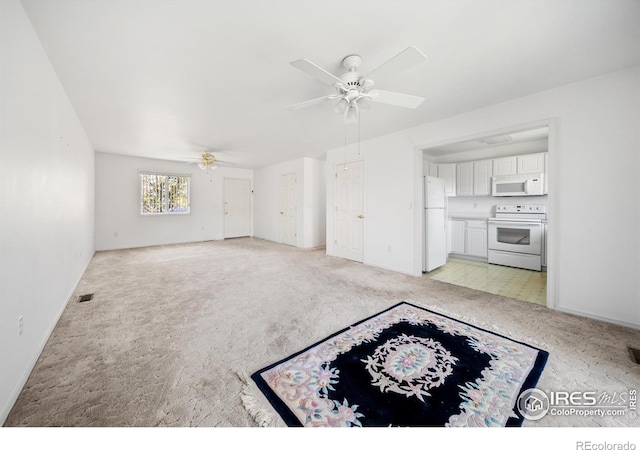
[4,238,640,427]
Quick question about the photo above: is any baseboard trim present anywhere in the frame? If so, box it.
[302,244,326,251]
[448,254,488,263]
[555,306,640,331]
[363,260,417,277]
[0,250,95,426]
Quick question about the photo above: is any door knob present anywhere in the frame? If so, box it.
[280,211,284,215]
[358,214,364,219]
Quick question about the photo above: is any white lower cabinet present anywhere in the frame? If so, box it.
[466,220,488,258]
[449,219,488,259]
[449,220,466,254]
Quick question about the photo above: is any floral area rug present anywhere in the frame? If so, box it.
[250,302,548,427]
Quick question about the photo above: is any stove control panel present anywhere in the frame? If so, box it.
[495,205,546,213]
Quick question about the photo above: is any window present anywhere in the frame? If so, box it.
[140,172,190,215]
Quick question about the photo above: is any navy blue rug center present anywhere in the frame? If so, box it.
[251,302,548,427]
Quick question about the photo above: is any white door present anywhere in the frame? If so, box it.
[334,161,364,262]
[224,178,252,238]
[280,173,297,246]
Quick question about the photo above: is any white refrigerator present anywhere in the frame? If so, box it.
[423,176,447,272]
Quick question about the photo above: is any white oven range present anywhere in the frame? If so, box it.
[488,204,546,271]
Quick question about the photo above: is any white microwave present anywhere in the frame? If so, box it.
[492,174,544,196]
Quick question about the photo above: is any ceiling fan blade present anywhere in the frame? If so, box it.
[285,95,338,110]
[362,46,427,83]
[368,89,425,109]
[290,58,344,86]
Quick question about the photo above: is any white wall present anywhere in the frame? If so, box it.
[326,132,417,274]
[95,152,253,250]
[447,196,548,219]
[327,66,640,328]
[253,157,326,249]
[408,67,640,328]
[253,158,304,246]
[302,158,326,249]
[0,0,96,424]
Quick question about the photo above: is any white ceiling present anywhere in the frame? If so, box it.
[21,0,640,169]
[423,127,549,158]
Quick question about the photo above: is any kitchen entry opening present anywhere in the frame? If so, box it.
[420,121,553,308]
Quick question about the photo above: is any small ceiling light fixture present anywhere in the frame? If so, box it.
[197,152,218,172]
[480,135,513,145]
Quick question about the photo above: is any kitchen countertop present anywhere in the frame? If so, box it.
[448,213,490,221]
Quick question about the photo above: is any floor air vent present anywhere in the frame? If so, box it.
[78,293,94,303]
[629,347,640,364]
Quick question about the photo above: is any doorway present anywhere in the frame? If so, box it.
[280,173,297,246]
[224,178,252,238]
[334,160,364,262]
[420,120,555,308]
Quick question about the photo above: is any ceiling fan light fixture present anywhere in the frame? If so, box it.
[358,98,371,111]
[345,105,359,123]
[287,46,427,122]
[198,152,218,171]
[334,98,349,114]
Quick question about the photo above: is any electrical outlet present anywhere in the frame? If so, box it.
[18,315,23,336]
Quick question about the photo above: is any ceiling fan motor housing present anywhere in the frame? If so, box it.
[288,46,427,122]
[341,54,362,71]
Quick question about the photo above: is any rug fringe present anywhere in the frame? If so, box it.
[237,371,284,427]
[416,302,553,352]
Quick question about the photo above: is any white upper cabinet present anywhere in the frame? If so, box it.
[517,153,546,174]
[473,159,493,196]
[456,162,473,196]
[492,156,518,176]
[423,161,439,178]
[438,163,457,197]
[424,162,456,196]
[429,163,439,178]
[455,159,492,197]
[426,152,546,198]
[493,153,546,177]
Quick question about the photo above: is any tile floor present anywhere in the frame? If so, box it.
[426,257,547,306]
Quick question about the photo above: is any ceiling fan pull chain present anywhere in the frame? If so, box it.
[358,112,361,156]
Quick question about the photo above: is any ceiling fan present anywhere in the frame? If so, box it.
[286,46,427,123]
[180,151,232,172]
